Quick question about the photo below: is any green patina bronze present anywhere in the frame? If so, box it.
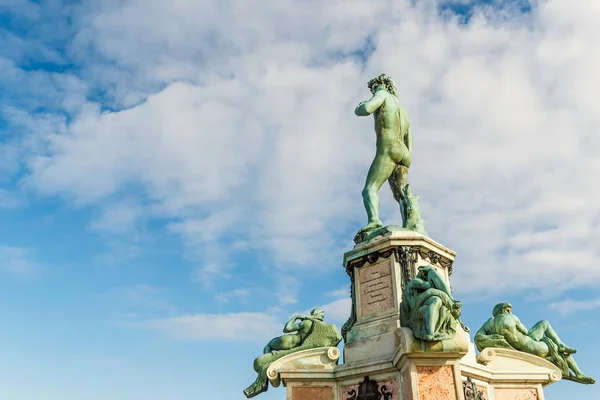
[354,74,426,243]
[243,308,342,398]
[475,303,595,385]
[400,266,467,341]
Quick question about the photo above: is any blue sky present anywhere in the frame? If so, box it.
[1,0,599,399]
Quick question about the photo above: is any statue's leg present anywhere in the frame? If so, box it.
[388,165,427,235]
[359,156,395,233]
[528,320,577,354]
[566,355,589,377]
[422,297,442,340]
[389,165,409,222]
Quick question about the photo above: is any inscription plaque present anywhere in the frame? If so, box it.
[358,259,394,316]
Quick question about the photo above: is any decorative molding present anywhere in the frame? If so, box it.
[346,245,454,276]
[417,248,454,275]
[341,265,356,342]
[463,377,486,400]
[265,347,340,388]
[397,246,417,290]
[346,376,392,400]
[348,248,396,270]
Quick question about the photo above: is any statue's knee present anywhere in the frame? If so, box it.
[425,297,442,307]
[362,188,375,198]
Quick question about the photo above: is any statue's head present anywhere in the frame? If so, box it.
[367,74,398,97]
[310,308,325,321]
[492,302,512,317]
[416,265,432,280]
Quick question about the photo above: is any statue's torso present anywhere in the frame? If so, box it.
[373,91,411,165]
[493,315,547,357]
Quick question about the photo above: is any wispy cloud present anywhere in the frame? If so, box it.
[113,284,178,314]
[548,298,600,317]
[213,288,251,304]
[3,0,600,299]
[89,200,145,235]
[321,298,352,326]
[0,189,22,208]
[0,246,37,277]
[326,286,351,298]
[133,312,281,343]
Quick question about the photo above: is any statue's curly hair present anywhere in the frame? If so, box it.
[310,308,325,320]
[492,302,511,317]
[367,73,398,97]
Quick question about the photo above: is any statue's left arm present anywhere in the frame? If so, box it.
[425,267,454,301]
[514,317,529,335]
[355,91,385,116]
[282,315,305,333]
[474,319,513,351]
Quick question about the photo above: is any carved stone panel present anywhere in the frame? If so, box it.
[292,386,334,400]
[358,259,394,317]
[417,366,457,400]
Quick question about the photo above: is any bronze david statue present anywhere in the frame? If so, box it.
[354,74,426,242]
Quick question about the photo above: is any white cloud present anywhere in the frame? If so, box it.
[113,284,178,314]
[326,287,350,298]
[213,288,251,304]
[135,312,281,343]
[321,298,352,326]
[274,276,300,306]
[0,246,37,277]
[3,0,600,298]
[0,189,22,208]
[548,298,600,317]
[89,200,145,234]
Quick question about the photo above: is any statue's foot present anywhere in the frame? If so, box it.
[559,344,577,355]
[357,220,383,234]
[243,382,267,398]
[423,334,439,342]
[571,373,595,385]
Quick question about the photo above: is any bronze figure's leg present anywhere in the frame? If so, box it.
[359,155,396,233]
[528,320,577,354]
[388,165,426,234]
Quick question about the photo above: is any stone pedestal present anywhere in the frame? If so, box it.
[342,228,455,364]
[459,346,561,400]
[263,229,562,400]
[268,337,560,400]
[393,327,470,400]
[267,347,341,400]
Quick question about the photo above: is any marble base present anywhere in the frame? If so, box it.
[459,346,561,400]
[393,328,468,400]
[266,334,561,400]
[266,230,563,400]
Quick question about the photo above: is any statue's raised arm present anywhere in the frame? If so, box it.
[354,90,386,116]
